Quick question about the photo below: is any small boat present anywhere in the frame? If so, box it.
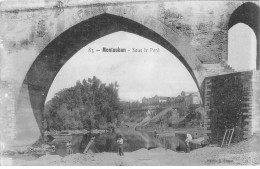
[51,135,73,140]
[45,129,106,141]
[91,129,107,134]
[49,131,73,140]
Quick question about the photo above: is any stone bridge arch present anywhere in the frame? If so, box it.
[228,2,260,70]
[17,13,204,139]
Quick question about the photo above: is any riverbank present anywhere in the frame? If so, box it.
[6,132,260,166]
[10,146,258,166]
[6,147,219,166]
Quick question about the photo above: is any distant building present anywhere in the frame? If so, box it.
[158,96,168,103]
[172,91,202,111]
[142,95,172,105]
[181,91,202,105]
[141,92,201,107]
[189,92,202,105]
[153,95,159,103]
[181,91,195,97]
[142,95,159,105]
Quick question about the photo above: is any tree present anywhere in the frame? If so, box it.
[44,76,122,130]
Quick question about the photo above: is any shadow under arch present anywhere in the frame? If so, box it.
[228,2,260,70]
[19,13,201,132]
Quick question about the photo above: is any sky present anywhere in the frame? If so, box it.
[228,23,257,71]
[45,31,198,102]
[46,23,257,103]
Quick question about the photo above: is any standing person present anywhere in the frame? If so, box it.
[51,145,56,153]
[66,141,73,155]
[116,135,124,156]
[185,133,192,153]
[154,130,158,139]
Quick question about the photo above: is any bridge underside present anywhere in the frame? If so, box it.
[0,0,259,146]
[21,13,202,136]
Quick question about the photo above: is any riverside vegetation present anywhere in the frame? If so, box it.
[44,76,122,131]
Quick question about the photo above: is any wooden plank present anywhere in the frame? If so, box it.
[228,129,234,145]
[83,137,95,154]
[221,130,227,148]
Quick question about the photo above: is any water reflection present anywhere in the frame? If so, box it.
[48,134,92,157]
[47,131,186,157]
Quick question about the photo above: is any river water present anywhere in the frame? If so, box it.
[48,130,187,157]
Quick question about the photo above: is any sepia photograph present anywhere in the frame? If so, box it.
[0,0,259,166]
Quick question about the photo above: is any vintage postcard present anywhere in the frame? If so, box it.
[0,0,259,166]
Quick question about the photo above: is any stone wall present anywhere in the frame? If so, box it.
[0,81,17,143]
[203,71,260,144]
[0,0,258,146]
[0,80,40,146]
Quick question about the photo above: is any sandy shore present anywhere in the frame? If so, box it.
[12,142,260,166]
[3,133,259,166]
